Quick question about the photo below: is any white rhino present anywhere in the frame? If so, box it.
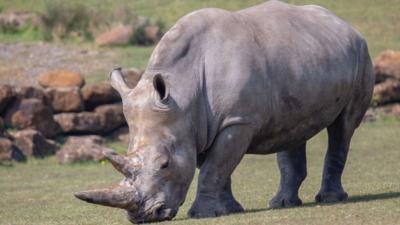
[75,1,374,223]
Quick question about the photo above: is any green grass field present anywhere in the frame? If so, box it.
[1,1,400,224]
[0,0,399,57]
[1,119,399,225]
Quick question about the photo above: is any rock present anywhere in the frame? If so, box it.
[15,86,48,103]
[56,135,109,164]
[54,112,102,134]
[0,117,5,136]
[13,129,58,158]
[0,137,13,162]
[54,103,125,134]
[379,103,400,118]
[362,109,377,122]
[109,126,129,145]
[81,82,120,110]
[38,70,85,88]
[0,84,15,115]
[373,79,400,105]
[95,24,134,46]
[0,137,26,163]
[95,104,126,133]
[45,87,84,113]
[5,98,60,138]
[374,50,400,84]
[122,68,142,88]
[144,25,161,43]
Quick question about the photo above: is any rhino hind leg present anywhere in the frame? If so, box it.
[316,96,369,203]
[269,144,307,209]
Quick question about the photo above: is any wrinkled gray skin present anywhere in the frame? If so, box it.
[75,1,375,223]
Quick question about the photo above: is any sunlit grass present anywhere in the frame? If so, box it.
[0,0,399,57]
[0,119,399,225]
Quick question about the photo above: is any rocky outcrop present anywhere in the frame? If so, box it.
[13,129,58,158]
[54,112,102,134]
[56,135,109,164]
[5,98,60,138]
[373,79,400,105]
[0,137,26,163]
[0,84,15,114]
[95,24,134,46]
[54,103,125,134]
[95,104,126,133]
[374,50,400,83]
[38,70,85,88]
[45,87,84,113]
[81,82,120,109]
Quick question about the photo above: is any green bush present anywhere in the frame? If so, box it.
[41,0,93,41]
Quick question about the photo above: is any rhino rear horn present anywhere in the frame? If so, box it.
[74,186,138,210]
[103,149,133,177]
[109,67,131,97]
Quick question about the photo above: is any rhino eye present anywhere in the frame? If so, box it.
[160,160,169,169]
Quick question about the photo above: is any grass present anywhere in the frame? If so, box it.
[0,0,399,56]
[0,119,399,225]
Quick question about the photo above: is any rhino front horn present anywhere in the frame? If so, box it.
[74,186,138,210]
[109,67,131,97]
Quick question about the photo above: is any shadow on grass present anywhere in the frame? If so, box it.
[243,191,400,214]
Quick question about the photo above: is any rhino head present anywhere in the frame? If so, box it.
[75,68,198,223]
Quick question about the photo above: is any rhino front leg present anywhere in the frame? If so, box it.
[188,125,253,218]
[269,143,307,208]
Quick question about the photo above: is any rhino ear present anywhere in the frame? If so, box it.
[153,74,169,103]
[109,68,131,97]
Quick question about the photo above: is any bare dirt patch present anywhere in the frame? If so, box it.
[0,42,121,86]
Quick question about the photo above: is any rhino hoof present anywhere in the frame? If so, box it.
[315,191,348,203]
[269,195,302,209]
[188,199,244,218]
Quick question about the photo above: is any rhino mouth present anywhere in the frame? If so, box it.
[127,202,177,223]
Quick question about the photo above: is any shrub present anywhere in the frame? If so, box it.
[41,0,93,41]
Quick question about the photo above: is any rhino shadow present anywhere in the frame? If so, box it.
[243,191,400,214]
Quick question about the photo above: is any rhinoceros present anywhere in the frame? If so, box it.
[75,0,374,223]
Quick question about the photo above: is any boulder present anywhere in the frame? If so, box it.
[374,50,400,83]
[362,109,377,123]
[0,84,15,115]
[54,103,125,134]
[373,79,400,105]
[45,87,84,113]
[56,135,109,164]
[13,129,58,158]
[54,112,102,134]
[109,126,129,145]
[95,24,134,46]
[0,117,3,133]
[14,86,49,104]
[81,82,120,109]
[0,137,13,162]
[0,137,26,163]
[95,104,126,133]
[5,98,60,138]
[144,25,161,43]
[379,103,400,118]
[38,70,85,88]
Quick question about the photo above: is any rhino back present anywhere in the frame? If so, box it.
[143,1,370,153]
[201,1,368,152]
